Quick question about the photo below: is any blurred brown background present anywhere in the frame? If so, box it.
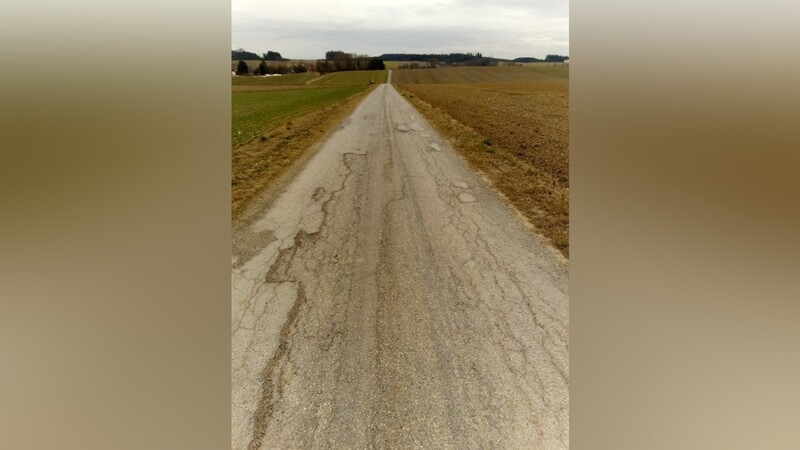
[1,0,799,449]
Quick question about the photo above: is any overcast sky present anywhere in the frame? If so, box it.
[232,0,568,60]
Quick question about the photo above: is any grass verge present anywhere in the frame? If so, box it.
[232,85,368,147]
[232,85,377,224]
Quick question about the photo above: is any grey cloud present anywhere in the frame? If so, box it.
[232,1,568,60]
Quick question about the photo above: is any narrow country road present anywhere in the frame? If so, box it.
[232,75,569,449]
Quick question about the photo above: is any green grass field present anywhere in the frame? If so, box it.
[231,69,387,147]
[318,70,388,85]
[231,73,319,87]
[232,85,368,147]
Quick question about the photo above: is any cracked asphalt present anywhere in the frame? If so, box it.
[232,79,569,449]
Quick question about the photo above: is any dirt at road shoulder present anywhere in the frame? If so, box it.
[395,85,569,257]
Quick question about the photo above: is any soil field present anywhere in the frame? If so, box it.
[392,66,567,84]
[232,85,368,148]
[520,64,569,79]
[396,80,569,255]
[519,61,568,68]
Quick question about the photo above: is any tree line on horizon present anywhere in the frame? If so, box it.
[235,60,308,75]
[391,53,499,68]
[232,47,568,75]
[231,49,287,61]
[233,49,386,76]
[315,50,385,74]
[231,48,385,75]
[232,48,569,64]
[514,55,569,63]
[380,53,569,64]
[380,52,490,64]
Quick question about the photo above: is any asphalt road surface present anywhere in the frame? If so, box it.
[232,78,569,449]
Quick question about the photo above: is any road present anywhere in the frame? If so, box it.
[232,77,569,449]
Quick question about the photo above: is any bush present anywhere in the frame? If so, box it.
[236,60,249,75]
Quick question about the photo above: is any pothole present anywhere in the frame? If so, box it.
[458,193,476,203]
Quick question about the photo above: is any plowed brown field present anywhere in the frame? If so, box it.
[392,66,568,84]
[396,76,569,255]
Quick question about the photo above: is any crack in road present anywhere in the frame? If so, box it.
[231,83,569,449]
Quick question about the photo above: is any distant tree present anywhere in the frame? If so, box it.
[263,51,285,61]
[257,61,268,75]
[380,52,505,65]
[236,60,249,75]
[315,60,332,74]
[232,49,262,60]
[318,52,383,72]
[325,50,349,61]
[544,54,569,62]
[513,57,541,63]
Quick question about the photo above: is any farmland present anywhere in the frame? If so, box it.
[518,63,569,78]
[232,70,382,220]
[392,66,567,84]
[232,86,367,148]
[231,73,319,87]
[318,70,388,85]
[393,66,569,255]
[232,70,385,147]
[383,60,429,69]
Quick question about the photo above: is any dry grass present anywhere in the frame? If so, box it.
[396,82,569,256]
[231,69,385,221]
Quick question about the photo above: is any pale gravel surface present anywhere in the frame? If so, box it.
[232,78,569,450]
